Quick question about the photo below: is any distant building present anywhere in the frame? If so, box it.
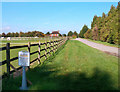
[50,30,60,37]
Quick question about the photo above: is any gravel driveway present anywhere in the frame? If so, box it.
[75,38,119,57]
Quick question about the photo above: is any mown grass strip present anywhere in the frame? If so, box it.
[2,40,118,90]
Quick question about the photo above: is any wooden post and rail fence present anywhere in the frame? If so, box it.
[0,38,68,78]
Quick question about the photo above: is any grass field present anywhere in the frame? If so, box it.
[0,38,60,46]
[2,40,118,90]
[85,38,120,48]
[0,38,59,75]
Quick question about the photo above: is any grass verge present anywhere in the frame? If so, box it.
[85,38,120,48]
[2,40,118,90]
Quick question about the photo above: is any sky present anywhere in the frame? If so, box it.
[1,2,118,34]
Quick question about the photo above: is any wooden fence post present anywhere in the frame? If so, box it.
[49,40,51,56]
[56,40,57,50]
[57,40,59,48]
[53,40,55,53]
[54,40,55,53]
[59,39,61,47]
[59,40,61,47]
[38,41,41,64]
[51,40,53,53]
[6,43,10,77]
[58,40,60,48]
[45,41,47,60]
[63,39,64,45]
[62,39,64,44]
[56,40,58,50]
[55,40,56,52]
[63,39,65,44]
[60,39,63,46]
[28,42,30,70]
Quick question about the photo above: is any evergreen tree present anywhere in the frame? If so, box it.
[84,29,92,39]
[46,32,50,35]
[73,31,78,37]
[85,3,119,44]
[2,33,6,37]
[102,12,106,18]
[67,31,73,36]
[91,15,97,29]
[79,25,88,38]
[62,34,66,37]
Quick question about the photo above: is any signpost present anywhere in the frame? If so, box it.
[18,51,30,90]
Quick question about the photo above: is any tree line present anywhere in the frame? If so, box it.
[0,31,45,37]
[83,3,119,45]
[0,31,68,37]
[67,2,120,45]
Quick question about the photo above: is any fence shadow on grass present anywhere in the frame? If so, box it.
[44,40,68,64]
[27,65,117,90]
[27,39,117,90]
[2,65,117,90]
[2,40,118,90]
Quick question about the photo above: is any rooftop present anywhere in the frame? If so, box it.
[51,31,60,34]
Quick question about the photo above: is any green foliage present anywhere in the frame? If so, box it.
[84,29,92,39]
[107,33,114,44]
[92,24,100,40]
[46,32,50,35]
[79,25,88,38]
[59,34,62,36]
[102,12,106,18]
[15,32,19,37]
[91,15,97,29]
[85,3,120,45]
[72,35,77,39]
[67,31,73,36]
[62,34,66,37]
[73,31,78,37]
[2,32,6,37]
[2,31,45,37]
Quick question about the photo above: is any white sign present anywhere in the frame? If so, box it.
[18,51,30,66]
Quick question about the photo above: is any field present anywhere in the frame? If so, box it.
[1,37,60,46]
[2,40,118,90]
[0,37,61,75]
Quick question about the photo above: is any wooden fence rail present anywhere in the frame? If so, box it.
[0,38,68,78]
